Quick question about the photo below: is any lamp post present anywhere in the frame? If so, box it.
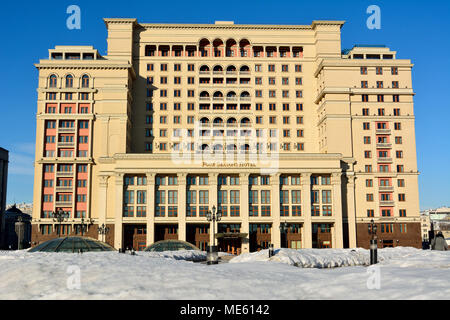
[52,209,69,237]
[206,205,222,265]
[98,223,110,243]
[75,217,89,236]
[368,219,378,265]
[279,221,289,249]
[15,215,25,250]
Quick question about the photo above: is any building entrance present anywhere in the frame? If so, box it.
[123,224,146,251]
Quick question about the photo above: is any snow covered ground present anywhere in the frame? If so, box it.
[0,247,448,300]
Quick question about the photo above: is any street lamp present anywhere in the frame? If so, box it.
[279,221,289,249]
[368,219,378,265]
[15,215,25,250]
[75,217,90,236]
[98,223,110,242]
[206,205,222,265]
[52,209,69,237]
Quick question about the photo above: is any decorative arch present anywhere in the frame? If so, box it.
[49,74,58,88]
[65,74,74,88]
[81,74,90,88]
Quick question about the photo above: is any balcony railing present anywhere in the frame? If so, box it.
[59,128,76,133]
[58,142,75,147]
[240,97,251,101]
[376,129,391,135]
[376,143,392,149]
[56,171,73,177]
[55,201,73,207]
[377,157,393,163]
[199,97,210,101]
[379,200,395,207]
[379,186,394,192]
[56,186,73,192]
[199,71,210,75]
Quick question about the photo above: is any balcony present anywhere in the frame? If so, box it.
[199,71,210,75]
[376,143,392,149]
[213,71,223,75]
[58,142,75,147]
[379,200,395,207]
[57,171,73,177]
[226,71,237,75]
[379,186,394,192]
[56,186,73,192]
[376,129,391,135]
[240,97,251,101]
[59,128,76,133]
[199,97,211,101]
[377,157,393,163]
[240,71,250,75]
[55,201,72,207]
[213,97,224,101]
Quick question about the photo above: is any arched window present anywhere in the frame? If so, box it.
[213,118,224,126]
[49,75,57,88]
[81,75,89,88]
[66,75,73,88]
[201,144,210,152]
[200,117,210,125]
[200,65,210,72]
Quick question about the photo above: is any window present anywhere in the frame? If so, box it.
[367,209,374,217]
[391,67,398,75]
[49,75,57,88]
[362,95,369,102]
[360,67,368,75]
[65,75,73,88]
[81,75,89,88]
[376,67,383,75]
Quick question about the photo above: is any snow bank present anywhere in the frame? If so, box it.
[137,250,206,262]
[0,248,448,299]
[230,247,420,268]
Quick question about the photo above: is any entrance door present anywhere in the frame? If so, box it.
[123,225,146,251]
[313,224,332,249]
[218,238,242,255]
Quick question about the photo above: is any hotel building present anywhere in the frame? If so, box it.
[31,19,421,253]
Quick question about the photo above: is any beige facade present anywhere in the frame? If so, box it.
[31,19,421,251]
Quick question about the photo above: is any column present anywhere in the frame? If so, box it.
[114,173,124,250]
[332,172,344,248]
[301,173,312,248]
[209,173,218,245]
[178,173,187,241]
[97,175,109,241]
[271,173,281,248]
[146,173,156,246]
[239,173,250,253]
[346,174,357,248]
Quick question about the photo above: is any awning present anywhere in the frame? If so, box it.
[215,233,248,239]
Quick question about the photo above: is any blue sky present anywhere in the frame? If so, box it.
[0,0,449,209]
